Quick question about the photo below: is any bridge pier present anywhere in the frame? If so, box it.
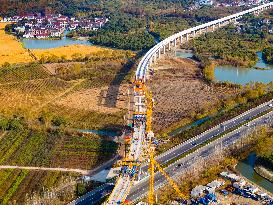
[153,54,156,63]
[180,36,183,44]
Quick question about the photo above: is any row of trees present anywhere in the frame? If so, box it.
[90,30,155,51]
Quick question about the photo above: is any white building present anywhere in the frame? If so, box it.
[191,185,207,198]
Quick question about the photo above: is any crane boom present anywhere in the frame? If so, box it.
[145,85,187,204]
[153,159,186,200]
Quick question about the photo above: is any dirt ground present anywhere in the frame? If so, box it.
[54,84,128,114]
[149,56,238,132]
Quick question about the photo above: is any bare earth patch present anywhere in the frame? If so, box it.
[149,57,237,132]
[42,62,85,75]
[54,84,128,114]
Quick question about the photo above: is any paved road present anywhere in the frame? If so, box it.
[127,110,273,202]
[69,183,115,205]
[72,100,273,204]
[139,100,273,174]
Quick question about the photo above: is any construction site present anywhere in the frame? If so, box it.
[100,3,273,205]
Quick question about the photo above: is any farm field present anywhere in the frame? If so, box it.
[0,122,117,204]
[0,128,117,169]
[0,23,33,65]
[32,44,134,61]
[0,169,79,205]
[149,56,238,133]
[0,20,135,204]
[0,46,132,129]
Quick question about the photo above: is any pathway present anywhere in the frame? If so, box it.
[0,165,89,175]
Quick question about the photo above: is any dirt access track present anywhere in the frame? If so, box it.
[149,56,237,133]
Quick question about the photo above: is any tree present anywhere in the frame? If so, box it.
[0,118,8,131]
[76,183,87,196]
[51,116,67,127]
[8,118,24,131]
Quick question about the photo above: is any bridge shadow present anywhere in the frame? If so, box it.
[104,51,146,108]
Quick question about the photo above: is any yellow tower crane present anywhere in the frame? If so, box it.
[143,82,187,205]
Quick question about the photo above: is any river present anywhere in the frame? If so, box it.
[236,153,273,193]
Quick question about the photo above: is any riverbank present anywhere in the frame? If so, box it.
[254,165,273,182]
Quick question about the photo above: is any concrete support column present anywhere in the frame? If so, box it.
[212,24,215,31]
[168,42,171,51]
[174,38,177,46]
[149,58,153,66]
[193,30,196,37]
[163,45,166,54]
[153,54,156,63]
[186,33,189,41]
[180,36,183,44]
[158,50,160,58]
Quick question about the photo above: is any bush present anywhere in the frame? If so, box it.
[51,116,67,127]
[0,118,9,131]
[8,118,24,131]
[76,183,87,196]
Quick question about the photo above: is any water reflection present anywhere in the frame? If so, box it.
[215,52,273,85]
[236,153,273,193]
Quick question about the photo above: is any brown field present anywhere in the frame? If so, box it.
[0,23,33,65]
[54,84,128,114]
[0,78,79,116]
[149,57,237,132]
[32,44,134,60]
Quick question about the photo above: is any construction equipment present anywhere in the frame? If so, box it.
[144,84,187,205]
[107,80,186,205]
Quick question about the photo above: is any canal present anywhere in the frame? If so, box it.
[236,153,273,193]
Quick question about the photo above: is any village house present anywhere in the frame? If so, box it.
[3,13,109,39]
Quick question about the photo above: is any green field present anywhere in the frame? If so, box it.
[0,119,117,204]
[0,169,79,204]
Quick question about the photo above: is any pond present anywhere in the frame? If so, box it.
[215,52,273,85]
[236,152,273,193]
[21,31,92,49]
[76,129,119,137]
[175,50,194,59]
